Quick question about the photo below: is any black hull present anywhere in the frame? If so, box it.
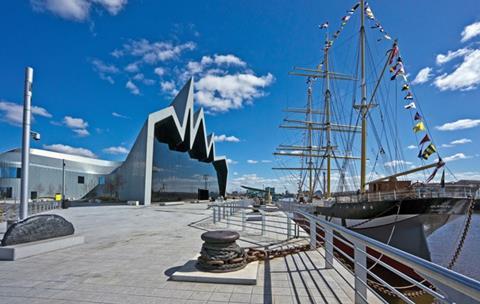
[313,197,471,260]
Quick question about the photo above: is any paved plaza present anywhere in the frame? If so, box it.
[0,203,380,304]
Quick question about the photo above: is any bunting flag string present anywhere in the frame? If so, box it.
[364,2,392,41]
[319,1,360,52]
[426,159,445,183]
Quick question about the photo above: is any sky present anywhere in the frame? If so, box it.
[1,0,480,192]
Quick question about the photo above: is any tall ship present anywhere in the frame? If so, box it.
[273,0,478,264]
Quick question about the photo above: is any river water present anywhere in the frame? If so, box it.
[428,213,480,280]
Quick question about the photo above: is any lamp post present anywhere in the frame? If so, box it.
[19,67,34,220]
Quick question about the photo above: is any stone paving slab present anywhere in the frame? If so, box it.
[0,203,382,304]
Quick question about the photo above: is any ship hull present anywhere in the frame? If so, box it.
[312,196,471,260]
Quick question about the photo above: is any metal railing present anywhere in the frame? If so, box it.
[210,199,480,304]
[0,201,59,223]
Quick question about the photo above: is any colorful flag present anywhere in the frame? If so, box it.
[371,23,381,29]
[426,160,444,183]
[342,15,351,22]
[405,102,416,109]
[404,92,414,100]
[414,112,422,120]
[388,44,399,64]
[384,34,392,40]
[417,149,423,159]
[402,84,410,91]
[413,121,425,133]
[419,134,430,145]
[319,22,329,29]
[421,143,436,159]
[365,6,375,19]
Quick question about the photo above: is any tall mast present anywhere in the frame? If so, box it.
[306,77,314,202]
[360,0,368,192]
[324,38,332,197]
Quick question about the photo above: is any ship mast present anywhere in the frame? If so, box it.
[359,0,368,192]
[324,37,332,197]
[306,77,314,201]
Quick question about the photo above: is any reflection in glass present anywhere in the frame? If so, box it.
[151,139,219,202]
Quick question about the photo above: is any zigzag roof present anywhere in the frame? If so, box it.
[147,78,225,164]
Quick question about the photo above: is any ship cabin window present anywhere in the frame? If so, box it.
[78,176,85,184]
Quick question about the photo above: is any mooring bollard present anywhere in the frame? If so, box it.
[354,242,368,303]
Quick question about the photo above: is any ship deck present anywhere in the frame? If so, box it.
[0,203,382,304]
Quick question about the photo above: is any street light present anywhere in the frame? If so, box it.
[19,67,34,220]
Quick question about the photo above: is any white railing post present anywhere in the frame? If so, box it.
[242,207,246,231]
[222,203,226,220]
[227,206,231,228]
[287,213,292,239]
[325,226,334,269]
[213,205,217,224]
[354,242,368,304]
[309,218,316,250]
[261,210,266,236]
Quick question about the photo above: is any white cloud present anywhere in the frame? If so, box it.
[126,80,140,95]
[113,39,195,64]
[43,144,96,158]
[125,62,140,73]
[160,80,176,93]
[0,100,52,125]
[247,160,258,164]
[112,112,129,119]
[185,54,246,76]
[436,48,472,65]
[154,67,165,76]
[63,116,88,129]
[213,134,240,143]
[226,158,238,165]
[103,146,129,154]
[450,138,472,145]
[411,67,433,85]
[434,49,480,91]
[91,58,119,84]
[384,160,412,168]
[443,153,471,162]
[407,145,417,150]
[195,73,274,113]
[213,54,246,66]
[461,21,480,43]
[73,128,90,137]
[30,0,127,21]
[435,119,480,131]
[63,116,89,137]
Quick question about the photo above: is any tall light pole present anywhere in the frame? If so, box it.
[19,67,34,220]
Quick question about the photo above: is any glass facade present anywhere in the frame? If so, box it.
[0,167,20,179]
[151,139,219,202]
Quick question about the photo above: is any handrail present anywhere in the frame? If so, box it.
[211,199,480,303]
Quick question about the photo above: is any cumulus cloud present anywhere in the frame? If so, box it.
[443,153,471,162]
[125,62,140,73]
[434,49,480,91]
[407,145,417,150]
[154,67,165,76]
[435,119,480,131]
[436,48,473,65]
[43,144,96,158]
[384,160,412,168]
[442,138,472,147]
[213,134,240,143]
[112,39,195,64]
[0,100,52,126]
[103,146,129,154]
[461,21,480,43]
[195,73,274,113]
[126,80,140,95]
[30,0,127,21]
[160,80,176,93]
[63,116,89,137]
[411,67,433,85]
[91,58,119,84]
[226,158,238,165]
[247,160,258,164]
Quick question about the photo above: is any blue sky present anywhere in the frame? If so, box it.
[1,0,480,192]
